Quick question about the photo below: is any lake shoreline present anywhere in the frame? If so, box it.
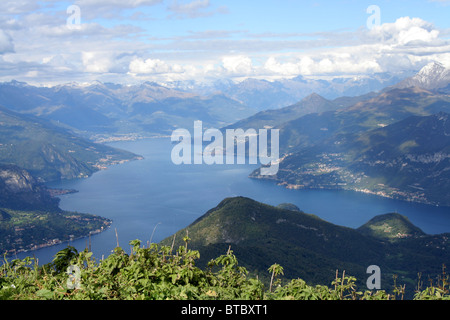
[14,138,450,265]
[250,174,450,209]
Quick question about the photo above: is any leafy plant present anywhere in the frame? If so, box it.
[1,241,449,300]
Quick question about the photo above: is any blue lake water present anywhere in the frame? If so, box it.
[16,138,450,265]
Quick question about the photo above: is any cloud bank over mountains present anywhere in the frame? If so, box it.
[0,0,449,85]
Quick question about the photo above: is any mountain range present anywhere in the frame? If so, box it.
[223,91,379,132]
[0,80,256,139]
[0,67,416,140]
[166,71,410,110]
[227,62,450,150]
[238,62,450,207]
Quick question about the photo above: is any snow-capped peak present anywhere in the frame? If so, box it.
[393,61,450,90]
[416,61,447,80]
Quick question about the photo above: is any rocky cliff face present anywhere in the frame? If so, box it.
[0,164,60,211]
[0,166,36,193]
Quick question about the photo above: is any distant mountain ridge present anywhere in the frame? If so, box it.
[0,63,441,140]
[167,72,410,110]
[0,104,140,182]
[222,62,450,158]
[0,80,257,138]
[280,86,450,152]
[0,66,417,139]
[223,91,379,132]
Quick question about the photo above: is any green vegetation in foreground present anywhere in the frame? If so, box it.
[1,240,449,300]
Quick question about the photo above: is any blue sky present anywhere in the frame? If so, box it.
[90,1,450,34]
[83,0,450,38]
[0,0,449,85]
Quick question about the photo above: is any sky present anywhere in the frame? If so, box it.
[0,0,450,86]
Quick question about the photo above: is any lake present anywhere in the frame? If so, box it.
[17,138,450,265]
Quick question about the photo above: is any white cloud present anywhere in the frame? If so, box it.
[261,50,382,79]
[368,17,442,46]
[264,57,301,76]
[221,55,254,76]
[82,51,114,73]
[0,30,14,54]
[255,17,449,78]
[399,27,439,45]
[0,0,41,15]
[129,57,184,75]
